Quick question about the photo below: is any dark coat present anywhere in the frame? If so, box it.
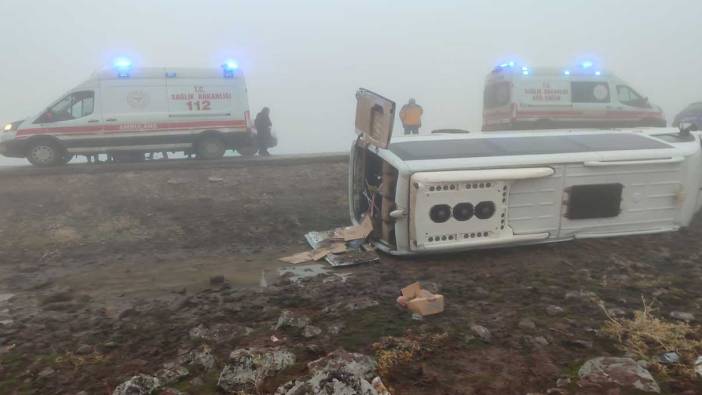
[254,112,272,137]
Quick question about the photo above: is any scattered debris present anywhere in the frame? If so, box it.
[218,347,296,393]
[334,215,374,241]
[658,351,680,365]
[578,357,660,393]
[112,374,162,395]
[396,282,444,316]
[305,229,379,267]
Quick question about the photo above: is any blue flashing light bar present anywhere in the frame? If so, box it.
[113,57,133,78]
[580,60,593,69]
[221,59,239,78]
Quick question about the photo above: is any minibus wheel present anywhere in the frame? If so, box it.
[196,135,226,160]
[26,141,63,167]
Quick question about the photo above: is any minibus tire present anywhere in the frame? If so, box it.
[195,135,227,160]
[26,141,64,167]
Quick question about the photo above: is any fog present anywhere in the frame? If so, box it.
[1,0,701,166]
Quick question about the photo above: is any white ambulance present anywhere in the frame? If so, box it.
[0,61,262,166]
[482,62,666,131]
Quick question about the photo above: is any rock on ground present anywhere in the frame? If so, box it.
[274,310,311,330]
[670,311,695,322]
[578,357,660,393]
[113,374,162,395]
[217,347,296,393]
[469,324,492,342]
[177,345,216,371]
[276,349,378,395]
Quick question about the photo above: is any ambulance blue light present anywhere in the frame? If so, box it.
[221,60,239,79]
[113,57,133,78]
[580,61,593,69]
[113,57,132,69]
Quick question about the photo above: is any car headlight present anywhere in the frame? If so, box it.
[3,120,23,132]
[3,123,12,131]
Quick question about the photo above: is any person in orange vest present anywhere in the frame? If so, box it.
[399,98,423,135]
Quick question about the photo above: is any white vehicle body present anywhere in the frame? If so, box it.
[1,67,260,166]
[482,66,666,131]
[351,89,702,256]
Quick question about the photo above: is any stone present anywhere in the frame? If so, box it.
[327,322,345,335]
[218,347,296,393]
[372,376,390,395]
[658,352,680,365]
[112,374,162,395]
[695,356,702,378]
[274,310,311,330]
[578,357,660,393]
[545,305,565,316]
[670,311,695,322]
[532,336,549,346]
[76,344,92,355]
[156,364,189,385]
[518,318,536,330]
[275,349,377,395]
[469,324,492,342]
[37,366,55,378]
[188,323,253,342]
[178,345,215,371]
[208,176,224,183]
[209,275,226,286]
[302,325,322,338]
[556,377,571,387]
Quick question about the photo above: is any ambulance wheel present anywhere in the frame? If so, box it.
[26,141,64,167]
[236,145,258,157]
[196,135,227,160]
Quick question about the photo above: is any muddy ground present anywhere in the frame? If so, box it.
[0,160,701,394]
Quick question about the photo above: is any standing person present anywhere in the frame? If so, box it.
[254,107,272,156]
[399,98,423,135]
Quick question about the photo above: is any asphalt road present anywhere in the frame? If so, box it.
[0,152,349,178]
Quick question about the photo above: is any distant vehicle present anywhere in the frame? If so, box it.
[0,60,264,166]
[482,62,666,131]
[673,102,702,129]
[352,88,701,256]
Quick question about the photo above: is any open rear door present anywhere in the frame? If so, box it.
[355,88,395,149]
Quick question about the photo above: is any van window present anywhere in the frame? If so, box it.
[37,91,95,123]
[483,82,510,109]
[617,85,649,108]
[571,81,610,103]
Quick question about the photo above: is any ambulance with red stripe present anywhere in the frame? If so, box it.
[0,60,262,166]
[482,62,666,131]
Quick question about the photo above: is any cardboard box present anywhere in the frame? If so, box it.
[398,282,444,316]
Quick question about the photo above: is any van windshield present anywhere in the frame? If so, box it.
[483,82,510,109]
[37,91,95,123]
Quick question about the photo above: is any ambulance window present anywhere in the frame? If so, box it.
[483,82,510,109]
[617,85,649,108]
[38,91,94,123]
[571,81,610,103]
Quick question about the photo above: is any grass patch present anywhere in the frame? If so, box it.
[336,306,411,352]
[600,296,702,378]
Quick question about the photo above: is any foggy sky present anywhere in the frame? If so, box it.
[1,0,701,165]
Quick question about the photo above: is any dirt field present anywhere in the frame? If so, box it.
[0,160,701,394]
